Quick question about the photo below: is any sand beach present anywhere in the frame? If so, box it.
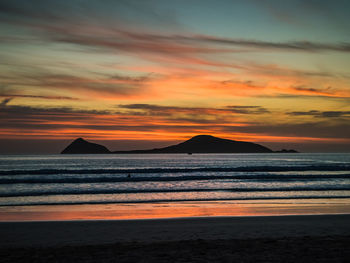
[1,214,350,262]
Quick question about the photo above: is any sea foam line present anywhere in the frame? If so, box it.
[1,195,350,206]
[1,187,350,197]
[1,174,350,184]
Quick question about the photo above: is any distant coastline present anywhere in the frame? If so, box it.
[61,135,298,154]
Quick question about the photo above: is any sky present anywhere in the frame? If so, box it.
[0,0,350,154]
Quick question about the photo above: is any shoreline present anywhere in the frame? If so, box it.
[3,212,350,223]
[1,198,349,222]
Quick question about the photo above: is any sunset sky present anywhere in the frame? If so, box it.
[1,0,350,153]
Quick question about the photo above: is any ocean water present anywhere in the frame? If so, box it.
[0,153,350,206]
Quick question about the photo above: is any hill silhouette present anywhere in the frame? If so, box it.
[113,135,273,153]
[61,135,277,154]
[61,138,111,154]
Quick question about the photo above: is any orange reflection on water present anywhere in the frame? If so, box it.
[1,199,350,221]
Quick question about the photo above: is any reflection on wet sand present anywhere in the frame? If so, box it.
[1,199,349,221]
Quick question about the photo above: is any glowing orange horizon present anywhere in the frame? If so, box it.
[1,127,348,145]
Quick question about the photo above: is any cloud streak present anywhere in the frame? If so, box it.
[0,94,78,100]
[288,110,350,118]
[1,0,350,66]
[1,103,349,143]
[179,35,350,53]
[0,72,158,100]
[118,104,270,116]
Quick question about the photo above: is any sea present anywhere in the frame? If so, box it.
[0,153,350,207]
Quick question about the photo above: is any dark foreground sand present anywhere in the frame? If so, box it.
[1,215,350,262]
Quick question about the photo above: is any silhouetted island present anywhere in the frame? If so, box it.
[61,135,298,154]
[61,138,110,154]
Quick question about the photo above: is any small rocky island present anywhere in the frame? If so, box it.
[61,135,298,154]
[61,138,110,154]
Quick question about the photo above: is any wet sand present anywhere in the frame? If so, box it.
[1,215,350,262]
[1,199,350,221]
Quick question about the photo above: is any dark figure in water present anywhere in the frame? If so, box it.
[127,174,131,178]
